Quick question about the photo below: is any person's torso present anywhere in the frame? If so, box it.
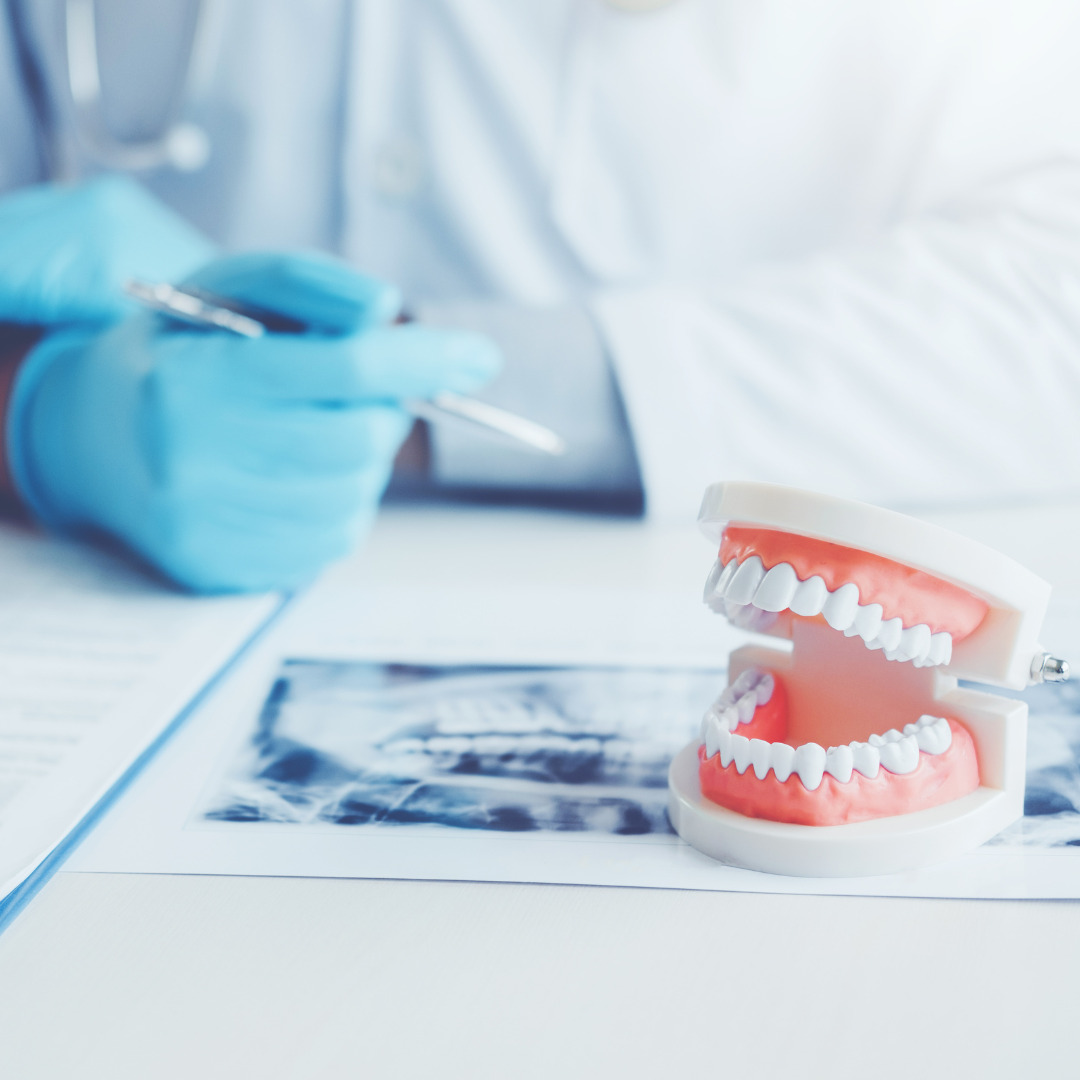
[18,0,1080,303]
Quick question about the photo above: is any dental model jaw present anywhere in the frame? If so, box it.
[707,526,988,664]
[697,527,984,826]
[667,481,1062,877]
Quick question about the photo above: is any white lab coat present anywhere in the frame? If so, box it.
[6,0,1080,518]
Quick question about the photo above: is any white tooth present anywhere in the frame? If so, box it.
[706,559,740,613]
[703,703,738,734]
[824,744,854,783]
[913,715,952,755]
[881,617,907,648]
[793,742,827,791]
[892,627,914,660]
[868,729,903,746]
[750,738,773,780]
[822,583,860,631]
[790,575,828,616]
[716,558,739,596]
[891,638,915,663]
[878,733,920,774]
[736,693,757,723]
[753,562,799,612]
[872,617,903,652]
[730,667,764,697]
[725,556,766,605]
[849,741,880,778]
[702,558,724,602]
[929,632,952,666]
[719,728,736,768]
[754,672,775,706]
[731,733,752,774]
[704,714,725,758]
[853,602,884,643]
[723,599,746,623]
[895,624,931,663]
[770,742,796,782]
[710,679,744,715]
[723,600,779,632]
[714,675,746,712]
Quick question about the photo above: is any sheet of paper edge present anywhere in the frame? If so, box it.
[0,598,290,937]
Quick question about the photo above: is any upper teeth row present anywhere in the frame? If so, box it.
[701,707,952,791]
[703,556,953,667]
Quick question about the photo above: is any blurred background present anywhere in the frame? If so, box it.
[3,0,1080,589]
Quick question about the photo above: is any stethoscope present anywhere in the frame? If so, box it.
[63,0,210,172]
[47,0,676,177]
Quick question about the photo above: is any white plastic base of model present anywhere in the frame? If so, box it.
[669,645,1029,877]
[668,742,1022,877]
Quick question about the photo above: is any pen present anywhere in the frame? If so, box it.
[123,279,568,457]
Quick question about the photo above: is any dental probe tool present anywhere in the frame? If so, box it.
[124,280,568,457]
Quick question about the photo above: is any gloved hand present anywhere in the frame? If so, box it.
[7,252,501,592]
[0,174,215,326]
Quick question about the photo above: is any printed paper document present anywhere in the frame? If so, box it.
[0,522,277,902]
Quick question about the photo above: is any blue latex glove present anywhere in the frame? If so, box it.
[0,175,215,326]
[7,252,501,592]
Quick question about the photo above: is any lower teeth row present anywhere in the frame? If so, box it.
[699,670,952,791]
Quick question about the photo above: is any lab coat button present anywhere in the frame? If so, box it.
[373,136,425,198]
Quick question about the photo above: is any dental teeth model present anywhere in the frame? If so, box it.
[667,481,1067,877]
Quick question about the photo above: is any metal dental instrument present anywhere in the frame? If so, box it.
[124,280,568,457]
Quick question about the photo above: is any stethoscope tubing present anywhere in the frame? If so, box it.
[63,0,210,172]
[6,0,211,175]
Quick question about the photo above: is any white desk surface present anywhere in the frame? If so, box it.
[1,501,1079,1080]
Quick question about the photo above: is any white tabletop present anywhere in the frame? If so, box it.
[1,500,1078,1079]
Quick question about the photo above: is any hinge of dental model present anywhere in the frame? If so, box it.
[1031,652,1070,684]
